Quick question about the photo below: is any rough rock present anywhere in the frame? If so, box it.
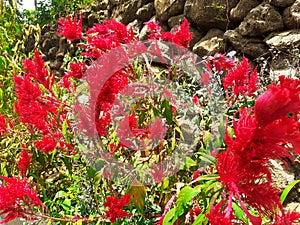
[168,14,185,28]
[25,35,36,55]
[136,2,155,22]
[269,159,294,190]
[154,0,186,22]
[112,0,152,24]
[283,0,300,29]
[50,60,63,71]
[265,0,295,8]
[41,33,60,54]
[189,27,204,48]
[128,19,143,36]
[138,23,150,40]
[184,0,239,30]
[286,202,300,213]
[265,30,300,50]
[224,29,268,58]
[192,29,224,57]
[230,0,261,23]
[48,46,58,59]
[238,3,284,36]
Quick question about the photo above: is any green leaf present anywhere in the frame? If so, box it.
[163,207,176,225]
[280,180,300,203]
[192,214,206,225]
[203,131,211,146]
[62,198,71,210]
[232,202,247,222]
[62,119,68,137]
[87,166,96,179]
[54,190,67,199]
[175,186,200,218]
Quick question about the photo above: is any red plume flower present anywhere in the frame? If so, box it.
[57,13,82,41]
[0,176,42,224]
[223,56,258,96]
[255,76,300,127]
[104,195,131,223]
[17,144,31,178]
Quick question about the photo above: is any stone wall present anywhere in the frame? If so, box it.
[26,0,300,75]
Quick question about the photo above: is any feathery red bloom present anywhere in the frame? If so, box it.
[0,114,8,136]
[57,13,82,41]
[18,144,31,178]
[223,56,258,96]
[145,21,161,32]
[272,210,300,225]
[0,176,41,224]
[34,136,57,154]
[85,19,134,54]
[23,50,53,90]
[206,200,234,225]
[104,195,131,223]
[206,53,235,73]
[255,76,300,127]
[146,19,193,48]
[95,70,129,136]
[66,62,87,79]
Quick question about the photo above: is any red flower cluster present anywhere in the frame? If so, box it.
[95,69,129,136]
[57,13,82,41]
[104,194,131,223]
[223,56,258,96]
[146,19,193,48]
[17,144,31,178]
[14,51,73,154]
[205,52,235,73]
[209,76,300,224]
[23,50,54,90]
[0,114,12,136]
[0,177,42,224]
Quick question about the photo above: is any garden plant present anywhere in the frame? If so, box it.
[0,7,300,225]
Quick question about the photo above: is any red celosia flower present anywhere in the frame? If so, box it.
[57,13,82,41]
[255,76,300,127]
[0,114,8,136]
[104,194,131,223]
[192,95,200,104]
[14,75,49,132]
[215,74,300,224]
[146,19,193,48]
[0,176,42,224]
[206,200,234,225]
[95,70,129,136]
[34,136,57,154]
[145,20,161,33]
[206,53,235,73]
[85,19,134,54]
[18,144,31,178]
[271,210,300,225]
[23,50,54,90]
[223,56,258,96]
[66,62,87,79]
